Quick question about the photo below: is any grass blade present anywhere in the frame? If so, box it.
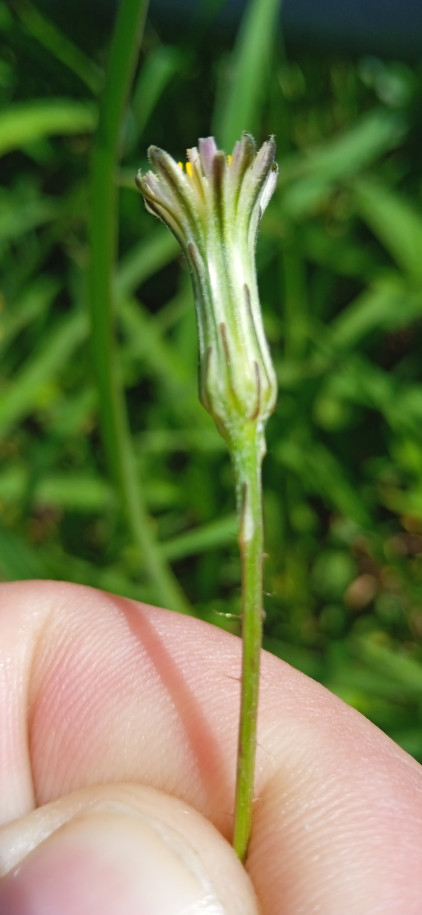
[214,0,283,148]
[88,0,192,614]
[0,100,96,156]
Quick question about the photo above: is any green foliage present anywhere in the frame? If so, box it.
[2,0,422,758]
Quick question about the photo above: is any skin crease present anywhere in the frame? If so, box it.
[0,580,421,913]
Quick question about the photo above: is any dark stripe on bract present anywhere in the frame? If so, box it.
[212,152,226,231]
[147,146,200,238]
[231,134,256,213]
[243,283,272,400]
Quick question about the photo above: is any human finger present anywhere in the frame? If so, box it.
[1,579,421,913]
[0,782,257,914]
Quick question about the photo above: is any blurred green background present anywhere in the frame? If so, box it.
[1,0,422,759]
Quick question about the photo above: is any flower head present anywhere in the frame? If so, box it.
[136,134,278,447]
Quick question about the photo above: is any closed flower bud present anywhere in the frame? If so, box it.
[136,133,278,448]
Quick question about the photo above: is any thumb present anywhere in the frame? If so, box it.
[0,784,258,915]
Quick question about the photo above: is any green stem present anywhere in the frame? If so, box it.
[88,0,191,614]
[231,421,266,861]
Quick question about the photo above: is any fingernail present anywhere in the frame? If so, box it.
[0,809,228,914]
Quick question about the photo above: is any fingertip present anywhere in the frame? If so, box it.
[0,787,258,915]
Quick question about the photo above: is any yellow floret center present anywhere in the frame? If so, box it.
[178,155,232,178]
[178,161,193,177]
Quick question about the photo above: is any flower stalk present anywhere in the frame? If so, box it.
[136,133,278,860]
[231,419,266,861]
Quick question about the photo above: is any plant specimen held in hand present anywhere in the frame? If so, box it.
[136,133,278,861]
